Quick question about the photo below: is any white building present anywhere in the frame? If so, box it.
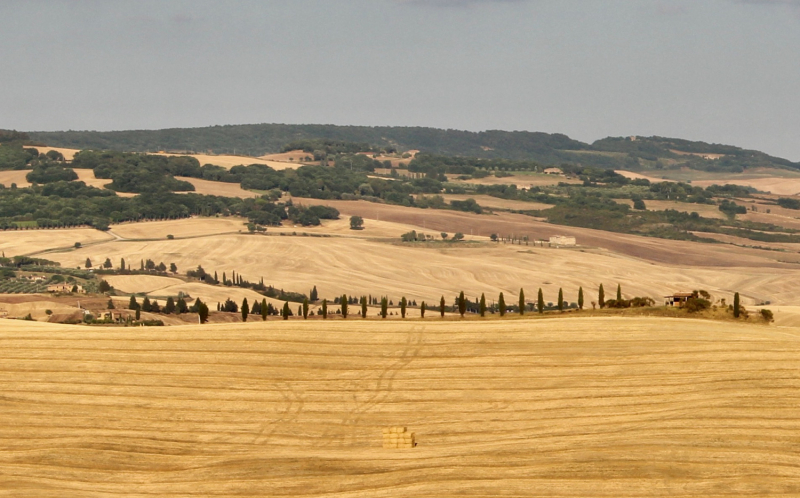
[549,235,576,246]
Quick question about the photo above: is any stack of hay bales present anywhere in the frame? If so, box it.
[382,427,415,449]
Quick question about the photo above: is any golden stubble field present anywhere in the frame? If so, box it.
[1,317,798,496]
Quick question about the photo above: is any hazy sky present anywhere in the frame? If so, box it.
[1,0,799,160]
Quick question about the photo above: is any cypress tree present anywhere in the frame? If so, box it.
[420,301,426,318]
[361,296,367,318]
[177,298,188,314]
[537,288,544,314]
[311,286,318,301]
[440,295,446,317]
[120,258,125,270]
[458,291,466,317]
[381,297,388,318]
[241,298,249,322]
[341,294,348,319]
[599,284,605,309]
[298,305,302,317]
[214,271,218,283]
[128,295,139,310]
[107,298,115,310]
[85,258,92,268]
[282,302,290,320]
[141,296,151,312]
[616,284,622,301]
[135,309,141,321]
[733,292,740,318]
[165,297,175,314]
[498,292,506,317]
[217,302,221,311]
[222,272,227,285]
[302,298,309,319]
[578,287,584,310]
[140,259,144,270]
[261,298,268,321]
[321,299,327,319]
[518,288,525,316]
[196,298,208,324]
[401,296,407,318]
[479,293,486,317]
[558,288,564,312]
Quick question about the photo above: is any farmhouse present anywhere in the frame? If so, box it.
[543,167,563,175]
[102,311,125,322]
[665,292,694,307]
[549,235,577,246]
[47,283,85,294]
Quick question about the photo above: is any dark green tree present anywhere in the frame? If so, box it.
[120,258,125,270]
[458,291,466,317]
[340,294,348,318]
[302,298,309,319]
[241,298,249,322]
[321,299,328,319]
[135,309,141,321]
[170,262,178,273]
[578,287,584,310]
[361,295,367,318]
[176,298,188,314]
[518,288,525,316]
[282,301,290,320]
[401,296,407,318]
[196,298,208,324]
[479,293,486,317]
[103,257,112,269]
[98,280,111,293]
[537,288,544,314]
[261,298,268,321]
[107,298,115,309]
[599,284,605,309]
[310,286,318,301]
[440,295,445,317]
[85,258,92,268]
[498,292,506,317]
[733,292,740,318]
[616,284,622,301]
[164,297,176,314]
[558,288,564,312]
[142,296,152,312]
[381,297,388,318]
[128,296,138,310]
[420,301,426,318]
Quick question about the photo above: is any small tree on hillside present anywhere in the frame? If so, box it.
[302,298,309,319]
[558,288,564,312]
[310,286,318,301]
[458,291,466,317]
[120,258,126,270]
[361,296,367,318]
[401,296,407,318]
[135,309,141,321]
[349,216,364,230]
[103,258,112,269]
[282,302,290,320]
[420,301,426,318]
[479,293,486,317]
[518,288,525,316]
[381,297,388,318]
[578,287,584,310]
[85,258,92,268]
[170,263,178,273]
[340,294,348,319]
[165,297,176,314]
[599,284,605,309]
[241,298,249,322]
[733,292,740,318]
[537,288,544,314]
[616,284,622,301]
[107,298,115,310]
[98,280,111,293]
[321,299,328,319]
[141,297,152,312]
[498,292,506,317]
[440,296,445,317]
[176,298,188,314]
[261,298,268,321]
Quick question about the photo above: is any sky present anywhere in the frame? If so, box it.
[1,0,799,160]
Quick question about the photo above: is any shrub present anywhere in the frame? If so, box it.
[760,309,774,322]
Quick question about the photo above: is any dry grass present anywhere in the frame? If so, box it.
[449,172,581,187]
[259,150,314,163]
[615,198,726,219]
[29,146,81,161]
[0,170,31,188]
[1,316,798,496]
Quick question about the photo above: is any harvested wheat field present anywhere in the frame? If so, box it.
[0,227,113,256]
[1,317,799,496]
[177,177,261,198]
[108,216,247,239]
[154,152,300,171]
[0,170,31,188]
[28,146,81,161]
